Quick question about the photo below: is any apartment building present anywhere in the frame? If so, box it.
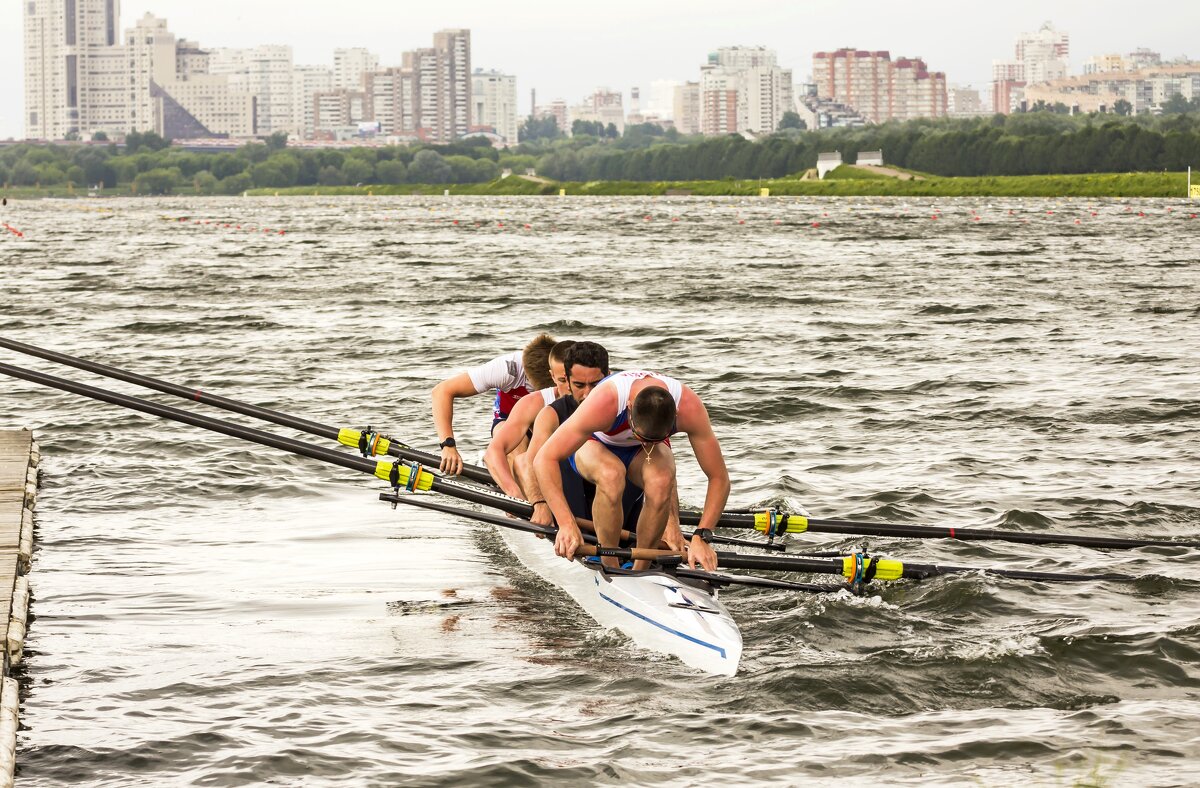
[471,69,517,144]
[334,48,379,91]
[24,0,126,139]
[293,65,334,140]
[697,47,792,135]
[209,45,295,135]
[813,48,947,123]
[673,82,700,135]
[1024,64,1200,114]
[991,22,1069,113]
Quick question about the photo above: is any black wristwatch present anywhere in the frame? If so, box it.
[439,437,457,449]
[693,528,714,544]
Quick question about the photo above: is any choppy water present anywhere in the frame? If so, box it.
[1,195,1199,786]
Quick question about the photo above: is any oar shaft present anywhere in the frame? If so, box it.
[0,361,376,476]
[0,336,496,485]
[692,509,1200,551]
[0,360,531,517]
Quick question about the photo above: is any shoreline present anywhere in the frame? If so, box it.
[2,171,1194,200]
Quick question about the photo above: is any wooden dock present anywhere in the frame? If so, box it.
[0,429,37,787]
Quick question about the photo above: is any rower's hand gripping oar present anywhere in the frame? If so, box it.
[383,493,844,594]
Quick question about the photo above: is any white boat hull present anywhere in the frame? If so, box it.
[498,527,743,676]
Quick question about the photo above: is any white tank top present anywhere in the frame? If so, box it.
[594,371,683,447]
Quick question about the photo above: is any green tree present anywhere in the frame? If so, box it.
[778,111,804,130]
[11,161,37,186]
[408,149,451,182]
[92,131,109,142]
[518,115,563,142]
[572,119,604,137]
[1161,94,1193,115]
[376,159,407,184]
[266,131,289,150]
[211,153,244,179]
[218,172,252,195]
[132,168,178,194]
[250,162,291,188]
[317,166,346,186]
[193,171,218,195]
[1114,99,1133,116]
[341,157,374,184]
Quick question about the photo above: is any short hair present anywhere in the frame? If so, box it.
[631,387,675,441]
[564,341,610,378]
[521,333,556,390]
[549,340,576,366]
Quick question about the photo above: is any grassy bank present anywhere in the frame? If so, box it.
[246,171,1192,199]
[4,171,1192,200]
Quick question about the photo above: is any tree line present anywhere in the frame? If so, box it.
[3,109,1200,194]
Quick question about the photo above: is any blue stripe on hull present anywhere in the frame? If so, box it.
[595,584,728,660]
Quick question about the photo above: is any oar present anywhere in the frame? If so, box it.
[0,360,785,554]
[0,360,531,512]
[383,493,844,594]
[692,509,1200,551]
[7,338,1191,553]
[381,494,1138,585]
[0,336,496,486]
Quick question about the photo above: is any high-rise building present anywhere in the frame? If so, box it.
[365,68,418,139]
[947,85,986,117]
[25,4,253,141]
[471,69,517,144]
[534,99,569,134]
[991,22,1069,113]
[293,65,333,140]
[333,48,379,92]
[700,46,794,134]
[124,14,255,139]
[24,0,126,139]
[646,80,680,119]
[570,88,625,134]
[699,66,739,135]
[313,89,367,133]
[813,48,946,123]
[396,29,472,143]
[210,45,295,135]
[433,29,472,141]
[673,82,700,135]
[126,14,178,133]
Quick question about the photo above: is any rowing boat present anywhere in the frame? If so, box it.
[496,525,743,676]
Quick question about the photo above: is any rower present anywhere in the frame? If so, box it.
[431,333,556,475]
[511,341,611,526]
[535,370,728,572]
[483,339,576,497]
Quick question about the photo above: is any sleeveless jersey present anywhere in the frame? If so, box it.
[594,371,683,447]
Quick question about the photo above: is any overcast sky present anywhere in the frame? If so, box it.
[3,0,1199,139]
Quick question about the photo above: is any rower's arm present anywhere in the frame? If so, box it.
[535,388,614,531]
[680,389,730,532]
[431,372,478,444]
[483,395,540,498]
[514,406,560,510]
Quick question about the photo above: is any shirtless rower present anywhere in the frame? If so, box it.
[483,339,576,497]
[431,333,556,475]
[535,370,728,572]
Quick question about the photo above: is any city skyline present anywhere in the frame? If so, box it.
[4,0,1200,140]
